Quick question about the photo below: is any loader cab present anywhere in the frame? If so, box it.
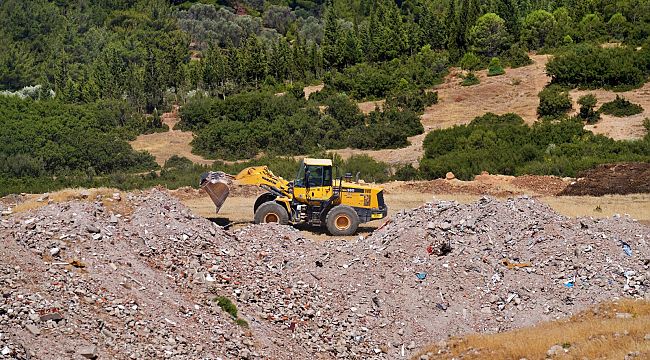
[294,158,333,201]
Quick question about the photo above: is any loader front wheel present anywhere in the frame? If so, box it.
[254,201,289,225]
[325,205,360,236]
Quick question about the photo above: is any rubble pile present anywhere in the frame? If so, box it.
[1,191,648,359]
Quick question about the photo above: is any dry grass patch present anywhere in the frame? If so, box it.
[414,299,650,360]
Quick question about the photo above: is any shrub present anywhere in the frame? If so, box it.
[164,155,194,170]
[386,88,438,112]
[393,164,420,181]
[487,58,505,76]
[460,52,481,71]
[546,44,646,89]
[599,95,644,117]
[503,45,533,68]
[214,296,238,318]
[461,72,480,86]
[537,85,572,118]
[420,112,650,180]
[577,94,600,124]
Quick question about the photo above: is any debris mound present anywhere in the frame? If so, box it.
[560,163,650,196]
[2,191,648,359]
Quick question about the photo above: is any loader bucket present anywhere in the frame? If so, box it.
[200,172,233,214]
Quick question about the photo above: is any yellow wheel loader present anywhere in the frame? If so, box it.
[199,158,388,235]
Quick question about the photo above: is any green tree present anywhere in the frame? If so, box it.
[607,13,629,40]
[579,14,605,41]
[521,10,557,50]
[469,13,512,58]
[487,57,505,76]
[577,94,600,124]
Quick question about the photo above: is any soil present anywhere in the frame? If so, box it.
[560,162,650,196]
[129,105,215,166]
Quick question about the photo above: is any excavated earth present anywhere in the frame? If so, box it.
[1,190,649,359]
[561,162,650,196]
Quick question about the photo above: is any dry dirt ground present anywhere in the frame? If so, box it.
[178,175,650,242]
[129,105,215,167]
[572,83,650,140]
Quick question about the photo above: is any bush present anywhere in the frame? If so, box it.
[577,94,600,124]
[461,72,480,86]
[185,91,423,160]
[393,164,420,180]
[214,296,238,318]
[420,112,650,180]
[386,88,438,112]
[503,45,533,68]
[599,95,644,117]
[546,44,646,89]
[537,85,572,118]
[460,52,481,71]
[487,58,505,76]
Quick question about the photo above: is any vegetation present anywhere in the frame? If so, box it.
[537,85,572,118]
[179,91,423,160]
[419,113,650,180]
[2,0,650,195]
[599,96,644,117]
[577,94,600,124]
[546,44,649,90]
[214,296,238,318]
[487,57,505,76]
[461,72,480,86]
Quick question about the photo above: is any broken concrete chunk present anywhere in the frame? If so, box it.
[78,345,97,359]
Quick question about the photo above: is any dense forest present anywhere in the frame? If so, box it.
[1,0,649,194]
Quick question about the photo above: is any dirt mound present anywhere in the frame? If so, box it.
[2,191,648,359]
[510,175,568,196]
[391,174,568,197]
[560,163,650,196]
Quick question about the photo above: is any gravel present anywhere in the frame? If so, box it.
[1,190,648,359]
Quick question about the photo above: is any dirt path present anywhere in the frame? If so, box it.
[129,105,215,166]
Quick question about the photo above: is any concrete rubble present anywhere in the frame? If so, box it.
[1,190,648,359]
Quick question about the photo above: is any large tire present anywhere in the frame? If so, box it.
[254,201,289,225]
[325,205,360,236]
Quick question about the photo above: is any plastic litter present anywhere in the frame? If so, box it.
[622,242,632,257]
[416,272,427,280]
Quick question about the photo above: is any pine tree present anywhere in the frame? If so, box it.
[322,5,340,68]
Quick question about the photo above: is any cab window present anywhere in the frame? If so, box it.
[295,165,332,187]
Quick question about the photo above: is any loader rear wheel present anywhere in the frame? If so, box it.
[254,201,289,225]
[325,205,360,236]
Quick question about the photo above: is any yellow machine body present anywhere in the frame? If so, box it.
[200,158,388,235]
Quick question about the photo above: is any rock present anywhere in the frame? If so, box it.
[86,224,100,233]
[109,214,118,224]
[79,190,91,199]
[407,341,416,350]
[420,355,430,360]
[50,247,60,256]
[489,294,500,303]
[546,345,564,357]
[78,345,97,359]
[644,333,650,341]
[25,324,41,336]
[40,311,63,322]
[445,172,455,180]
[37,193,49,202]
[112,192,121,201]
[1,346,10,356]
[616,312,633,319]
